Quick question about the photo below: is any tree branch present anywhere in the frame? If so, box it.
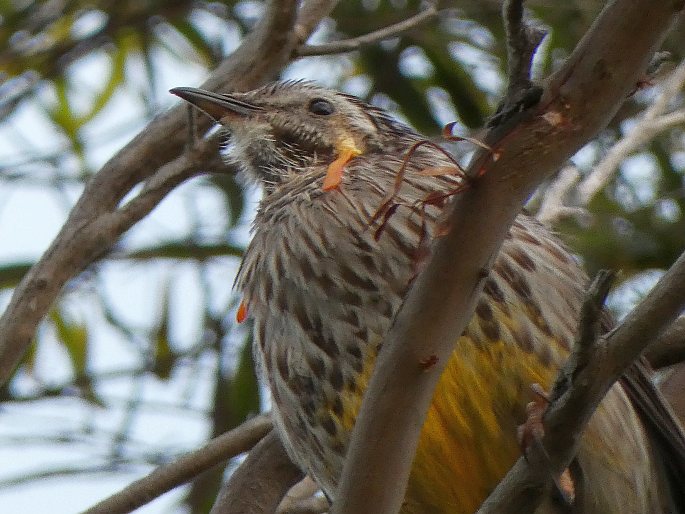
[298,5,438,56]
[535,165,583,224]
[570,270,616,370]
[332,1,684,513]
[487,0,546,127]
[81,414,272,514]
[0,134,223,381]
[209,430,303,514]
[293,0,340,44]
[277,477,328,514]
[0,0,336,385]
[502,0,546,100]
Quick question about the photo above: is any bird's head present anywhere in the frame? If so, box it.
[171,81,417,191]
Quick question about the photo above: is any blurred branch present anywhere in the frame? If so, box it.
[119,242,245,261]
[0,243,243,292]
[298,4,438,56]
[332,0,684,513]
[0,463,133,490]
[81,414,272,514]
[0,133,223,381]
[277,477,328,514]
[0,2,203,120]
[578,59,685,202]
[645,315,685,369]
[534,164,583,224]
[294,0,340,42]
[537,58,685,224]
[0,0,337,386]
[477,250,685,514]
[2,332,216,403]
[210,430,304,514]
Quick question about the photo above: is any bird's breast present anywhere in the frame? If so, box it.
[236,159,585,510]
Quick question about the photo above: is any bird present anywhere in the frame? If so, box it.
[171,81,685,513]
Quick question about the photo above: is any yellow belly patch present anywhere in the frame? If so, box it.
[405,336,558,513]
[332,335,560,514]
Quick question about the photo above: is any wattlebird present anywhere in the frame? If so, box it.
[172,81,685,513]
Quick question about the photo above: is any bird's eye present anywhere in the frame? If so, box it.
[308,98,335,115]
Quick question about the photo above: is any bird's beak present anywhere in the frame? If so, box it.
[169,87,262,121]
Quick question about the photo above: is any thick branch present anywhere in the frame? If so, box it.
[210,431,303,514]
[81,414,272,514]
[332,1,684,513]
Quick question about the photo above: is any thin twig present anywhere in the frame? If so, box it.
[503,0,546,96]
[563,270,615,382]
[0,463,136,490]
[81,414,272,514]
[489,0,546,127]
[298,5,438,56]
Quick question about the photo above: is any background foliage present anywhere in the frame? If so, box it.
[1,1,683,512]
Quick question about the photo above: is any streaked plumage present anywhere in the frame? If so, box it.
[173,81,685,513]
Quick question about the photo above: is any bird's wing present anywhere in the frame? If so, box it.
[620,358,685,512]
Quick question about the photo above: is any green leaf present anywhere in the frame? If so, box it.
[44,77,85,159]
[0,262,32,290]
[171,19,217,66]
[77,36,128,125]
[126,241,244,260]
[228,335,261,425]
[49,308,88,376]
[152,282,175,380]
[210,174,247,228]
